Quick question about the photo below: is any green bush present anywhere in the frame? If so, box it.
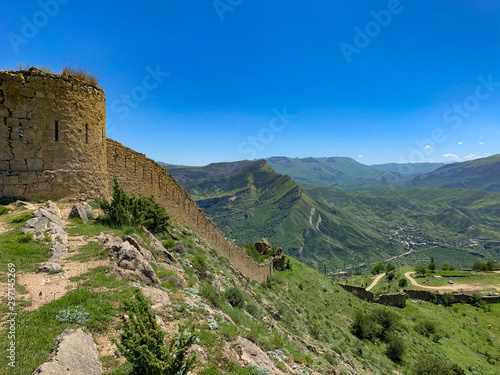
[163,239,176,249]
[98,177,170,234]
[0,206,10,215]
[192,255,208,279]
[415,320,437,338]
[225,287,245,309]
[398,278,408,288]
[86,209,95,220]
[17,233,34,243]
[245,302,260,318]
[386,333,404,362]
[116,289,196,375]
[412,354,464,375]
[200,283,221,308]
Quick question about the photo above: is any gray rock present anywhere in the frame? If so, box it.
[106,237,160,285]
[172,241,187,256]
[23,201,67,245]
[124,235,155,262]
[49,242,68,260]
[238,337,285,375]
[142,286,171,306]
[15,200,35,210]
[69,203,88,224]
[31,328,102,375]
[142,227,177,263]
[37,262,62,273]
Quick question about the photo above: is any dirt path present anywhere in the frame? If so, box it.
[404,272,500,292]
[366,273,385,291]
[0,214,10,235]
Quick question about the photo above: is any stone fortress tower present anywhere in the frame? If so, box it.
[0,68,108,200]
[0,67,274,282]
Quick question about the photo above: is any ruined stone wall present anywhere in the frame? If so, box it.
[338,284,375,303]
[375,293,406,308]
[106,139,273,282]
[0,69,108,200]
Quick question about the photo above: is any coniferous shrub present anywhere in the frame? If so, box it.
[116,289,196,375]
[99,177,169,233]
[225,287,245,308]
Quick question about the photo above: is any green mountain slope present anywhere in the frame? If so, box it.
[266,156,403,188]
[407,154,500,192]
[305,184,500,268]
[162,159,403,270]
[371,162,444,183]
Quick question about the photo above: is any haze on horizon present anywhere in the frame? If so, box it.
[2,0,499,166]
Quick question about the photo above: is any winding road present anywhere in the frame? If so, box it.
[404,271,499,292]
[366,273,386,291]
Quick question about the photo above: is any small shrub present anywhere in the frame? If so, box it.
[163,239,176,248]
[56,306,89,325]
[85,209,95,220]
[443,293,454,307]
[192,255,208,279]
[123,226,136,235]
[398,278,408,288]
[0,206,10,215]
[245,302,260,318]
[17,233,34,243]
[415,320,437,338]
[116,289,196,374]
[225,287,245,308]
[386,334,404,362]
[200,283,220,308]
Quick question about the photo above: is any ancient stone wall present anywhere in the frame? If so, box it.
[0,68,273,282]
[375,293,406,308]
[338,284,375,303]
[106,139,273,282]
[0,68,108,200]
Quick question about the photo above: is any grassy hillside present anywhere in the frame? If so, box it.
[371,162,444,183]
[163,159,403,270]
[306,185,500,271]
[2,203,500,374]
[407,154,500,193]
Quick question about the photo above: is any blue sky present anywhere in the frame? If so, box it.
[2,0,499,166]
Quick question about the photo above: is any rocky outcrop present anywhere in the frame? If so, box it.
[142,227,178,263]
[238,337,285,375]
[23,201,68,260]
[103,235,161,285]
[37,262,62,273]
[31,328,102,375]
[69,203,89,224]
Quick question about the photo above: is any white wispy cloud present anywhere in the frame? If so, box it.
[458,142,463,145]
[464,153,480,160]
[479,141,485,144]
[424,145,431,150]
[443,153,460,160]
[357,154,363,158]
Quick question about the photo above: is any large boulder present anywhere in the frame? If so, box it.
[37,262,62,273]
[24,200,68,245]
[69,203,88,224]
[104,236,161,285]
[49,242,68,260]
[31,328,102,375]
[142,227,177,263]
[238,337,285,375]
[123,235,155,262]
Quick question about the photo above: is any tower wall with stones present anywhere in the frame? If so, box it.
[0,68,108,200]
[0,68,272,282]
[106,139,273,283]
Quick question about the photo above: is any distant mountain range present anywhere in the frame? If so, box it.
[407,154,500,193]
[266,157,444,188]
[160,153,500,271]
[160,159,400,269]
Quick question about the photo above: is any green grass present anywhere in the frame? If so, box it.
[0,227,50,272]
[69,242,107,262]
